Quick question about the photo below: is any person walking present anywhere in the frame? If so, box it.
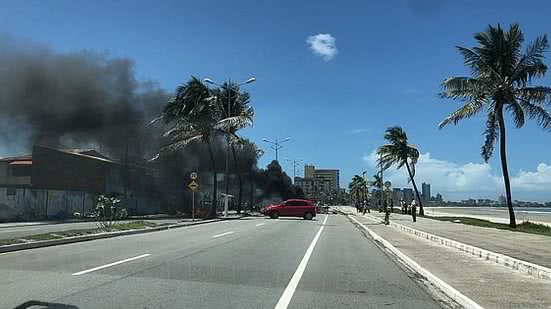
[362,200,370,215]
[411,199,417,222]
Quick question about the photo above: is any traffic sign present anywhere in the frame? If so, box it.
[188,180,199,191]
[190,172,198,180]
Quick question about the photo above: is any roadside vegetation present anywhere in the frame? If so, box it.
[427,216,551,237]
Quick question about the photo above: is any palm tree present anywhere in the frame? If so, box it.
[214,83,254,214]
[155,77,223,218]
[439,23,551,228]
[377,126,424,216]
[371,174,382,188]
[349,175,366,208]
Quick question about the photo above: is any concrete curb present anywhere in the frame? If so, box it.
[364,213,551,282]
[0,218,224,253]
[348,215,484,309]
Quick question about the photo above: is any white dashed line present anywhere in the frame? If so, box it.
[72,254,151,276]
[256,223,265,227]
[212,231,234,238]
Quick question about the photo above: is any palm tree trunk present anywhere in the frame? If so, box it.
[207,143,217,218]
[497,106,517,228]
[405,161,424,216]
[231,147,242,214]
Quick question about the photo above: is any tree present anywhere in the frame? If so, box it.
[349,175,367,208]
[214,83,254,214]
[155,77,223,218]
[439,23,551,228]
[377,126,424,216]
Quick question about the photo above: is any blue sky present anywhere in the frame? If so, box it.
[1,0,551,201]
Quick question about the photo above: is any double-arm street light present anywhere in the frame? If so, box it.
[204,77,256,217]
[262,137,291,161]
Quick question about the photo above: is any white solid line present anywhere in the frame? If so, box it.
[256,223,266,227]
[72,254,151,276]
[274,215,328,309]
[349,216,483,309]
[212,231,234,238]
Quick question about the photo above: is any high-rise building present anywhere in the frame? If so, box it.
[402,188,414,203]
[295,165,340,202]
[422,182,431,202]
[313,169,339,191]
[304,165,315,179]
[392,188,403,205]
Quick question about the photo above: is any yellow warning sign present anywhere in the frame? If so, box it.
[188,180,199,191]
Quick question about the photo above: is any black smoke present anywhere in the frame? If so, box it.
[0,36,302,213]
[0,36,166,161]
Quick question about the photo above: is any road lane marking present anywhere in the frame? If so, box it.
[256,223,265,227]
[72,254,151,276]
[212,231,234,238]
[274,215,329,309]
[349,215,483,309]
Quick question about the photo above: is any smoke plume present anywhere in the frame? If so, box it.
[0,36,166,161]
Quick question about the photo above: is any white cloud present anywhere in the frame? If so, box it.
[306,33,338,61]
[511,163,551,191]
[361,151,551,201]
[352,128,368,134]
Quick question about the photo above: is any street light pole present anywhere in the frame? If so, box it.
[286,158,303,183]
[204,77,255,217]
[262,137,291,161]
[362,170,367,207]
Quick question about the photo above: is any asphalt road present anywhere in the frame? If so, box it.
[0,214,446,309]
[0,219,180,240]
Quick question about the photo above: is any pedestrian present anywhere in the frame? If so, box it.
[411,199,417,222]
[390,199,394,213]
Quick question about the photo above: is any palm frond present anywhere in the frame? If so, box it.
[517,86,551,103]
[513,35,549,85]
[161,134,204,154]
[481,112,498,161]
[215,114,254,131]
[506,101,525,128]
[517,98,551,131]
[438,100,484,128]
[440,77,486,100]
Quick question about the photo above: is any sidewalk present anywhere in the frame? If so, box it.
[348,212,551,309]
[368,211,551,269]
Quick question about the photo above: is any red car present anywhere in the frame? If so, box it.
[260,199,317,220]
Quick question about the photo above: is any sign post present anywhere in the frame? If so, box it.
[189,172,199,221]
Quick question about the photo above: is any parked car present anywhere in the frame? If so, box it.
[260,199,317,220]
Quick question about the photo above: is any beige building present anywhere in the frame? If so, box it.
[295,165,340,201]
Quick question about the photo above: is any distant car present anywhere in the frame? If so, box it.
[260,199,317,220]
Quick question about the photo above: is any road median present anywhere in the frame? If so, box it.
[0,218,226,253]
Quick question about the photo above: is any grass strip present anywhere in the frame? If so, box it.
[426,216,551,237]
